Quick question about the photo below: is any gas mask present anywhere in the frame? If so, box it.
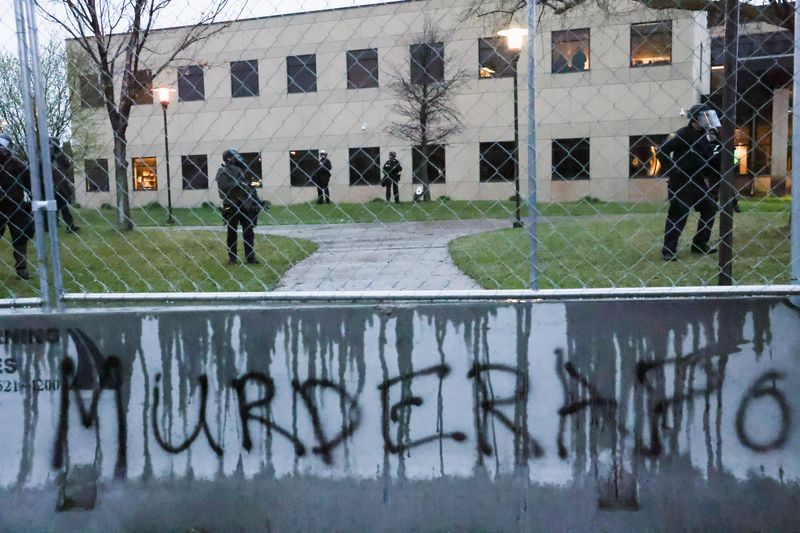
[694,109,721,139]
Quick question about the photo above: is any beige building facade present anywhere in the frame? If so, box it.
[71,0,710,208]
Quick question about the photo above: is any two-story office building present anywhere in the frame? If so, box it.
[72,0,711,208]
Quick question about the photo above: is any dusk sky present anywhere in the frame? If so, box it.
[0,0,389,55]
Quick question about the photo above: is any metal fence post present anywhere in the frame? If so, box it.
[13,0,50,306]
[526,0,539,290]
[718,0,740,286]
[23,0,64,307]
[791,1,800,304]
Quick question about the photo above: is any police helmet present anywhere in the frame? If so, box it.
[686,104,721,131]
[389,151,397,158]
[223,148,241,161]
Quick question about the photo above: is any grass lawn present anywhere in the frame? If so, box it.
[71,197,669,228]
[71,195,792,228]
[450,207,791,289]
[1,220,317,298]
[0,196,790,297]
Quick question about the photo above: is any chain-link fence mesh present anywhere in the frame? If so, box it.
[0,0,796,300]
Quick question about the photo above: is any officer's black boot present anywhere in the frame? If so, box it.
[13,242,29,280]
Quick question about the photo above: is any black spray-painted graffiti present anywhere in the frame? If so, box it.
[51,344,793,476]
[555,343,792,459]
[52,357,543,473]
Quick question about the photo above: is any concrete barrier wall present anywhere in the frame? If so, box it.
[0,298,797,531]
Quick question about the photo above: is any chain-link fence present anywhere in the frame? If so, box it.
[0,0,797,303]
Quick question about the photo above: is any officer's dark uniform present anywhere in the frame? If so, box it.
[0,140,34,279]
[314,153,332,204]
[659,123,720,259]
[382,154,402,203]
[216,149,260,265]
[50,140,79,232]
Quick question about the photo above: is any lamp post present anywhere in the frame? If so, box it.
[498,27,528,229]
[155,86,175,224]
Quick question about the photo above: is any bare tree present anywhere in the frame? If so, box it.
[0,39,72,148]
[35,0,242,231]
[385,19,468,201]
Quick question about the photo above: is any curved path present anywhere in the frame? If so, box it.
[259,219,508,291]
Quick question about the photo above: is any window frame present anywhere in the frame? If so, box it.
[412,145,446,184]
[84,158,110,192]
[177,65,205,102]
[346,48,379,89]
[478,37,516,79]
[239,152,263,188]
[629,134,668,179]
[287,54,318,94]
[551,28,591,74]
[479,141,518,183]
[130,69,153,105]
[630,21,673,68]
[410,42,445,85]
[230,59,260,98]
[132,157,159,191]
[79,73,104,109]
[349,147,381,186]
[181,154,209,190]
[552,138,590,181]
[289,149,320,187]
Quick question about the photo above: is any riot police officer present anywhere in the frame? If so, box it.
[382,151,402,203]
[659,104,721,261]
[0,133,34,279]
[49,138,79,233]
[216,148,260,265]
[314,150,332,204]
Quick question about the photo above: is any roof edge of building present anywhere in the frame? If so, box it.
[65,0,415,43]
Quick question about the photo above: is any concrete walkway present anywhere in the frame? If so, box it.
[261,219,508,291]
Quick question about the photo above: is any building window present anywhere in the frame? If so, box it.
[349,147,381,185]
[734,126,750,176]
[478,37,515,78]
[751,118,772,176]
[479,141,517,182]
[239,152,263,188]
[132,157,158,191]
[410,42,444,84]
[412,145,446,183]
[551,29,590,73]
[629,135,668,178]
[79,74,104,108]
[552,138,590,180]
[181,154,208,190]
[230,60,259,98]
[347,49,379,89]
[84,159,109,192]
[177,65,205,101]
[287,54,317,93]
[630,21,672,67]
[290,149,319,187]
[130,69,153,105]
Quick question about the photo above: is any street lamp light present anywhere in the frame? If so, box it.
[498,26,528,229]
[154,86,175,224]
